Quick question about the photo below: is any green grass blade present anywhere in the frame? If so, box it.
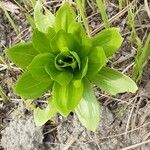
[75,0,90,36]
[0,2,19,34]
[132,34,150,82]
[95,0,110,28]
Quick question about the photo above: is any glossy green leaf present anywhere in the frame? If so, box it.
[15,71,52,99]
[45,64,73,86]
[68,22,91,57]
[54,3,76,32]
[53,80,84,116]
[92,28,123,57]
[74,57,88,79]
[5,42,38,69]
[28,53,54,81]
[91,67,138,95]
[68,22,90,46]
[34,98,57,126]
[34,0,55,33]
[51,30,78,52]
[75,79,100,131]
[55,51,80,71]
[87,46,106,77]
[32,28,55,53]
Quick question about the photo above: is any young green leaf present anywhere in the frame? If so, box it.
[68,22,91,57]
[5,42,38,69]
[90,67,138,95]
[87,46,106,77]
[45,64,73,86]
[15,71,53,99]
[92,28,123,57]
[34,98,57,126]
[28,53,54,81]
[34,0,55,33]
[74,57,88,79]
[75,79,100,131]
[53,80,84,116]
[32,28,55,53]
[54,3,76,32]
[51,30,78,52]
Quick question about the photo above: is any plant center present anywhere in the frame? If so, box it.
[55,51,80,71]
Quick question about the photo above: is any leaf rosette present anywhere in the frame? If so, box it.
[5,1,138,131]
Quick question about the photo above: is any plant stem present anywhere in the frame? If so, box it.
[95,0,110,29]
[75,0,90,37]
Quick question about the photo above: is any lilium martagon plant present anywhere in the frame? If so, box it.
[5,1,138,131]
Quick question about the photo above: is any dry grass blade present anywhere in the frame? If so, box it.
[144,0,150,19]
[62,136,77,150]
[120,139,150,150]
[124,98,137,137]
[0,1,19,34]
[91,3,128,35]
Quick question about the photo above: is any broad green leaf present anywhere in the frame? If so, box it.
[51,30,78,52]
[15,71,52,99]
[91,67,138,95]
[28,53,54,81]
[53,80,84,116]
[34,98,57,126]
[69,51,81,69]
[45,64,73,86]
[54,3,76,32]
[32,28,55,53]
[68,22,91,57]
[74,57,88,79]
[75,79,100,131]
[5,42,38,69]
[68,22,90,46]
[34,0,55,33]
[87,46,106,77]
[47,27,56,40]
[92,28,123,57]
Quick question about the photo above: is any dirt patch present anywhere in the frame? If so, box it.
[1,103,44,150]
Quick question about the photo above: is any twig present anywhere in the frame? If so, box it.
[120,139,150,150]
[85,121,150,143]
[125,98,137,137]
[62,136,77,150]
[91,0,137,35]
[91,4,128,35]
[144,0,150,19]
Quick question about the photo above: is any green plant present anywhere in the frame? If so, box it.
[5,1,137,131]
[132,34,150,82]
